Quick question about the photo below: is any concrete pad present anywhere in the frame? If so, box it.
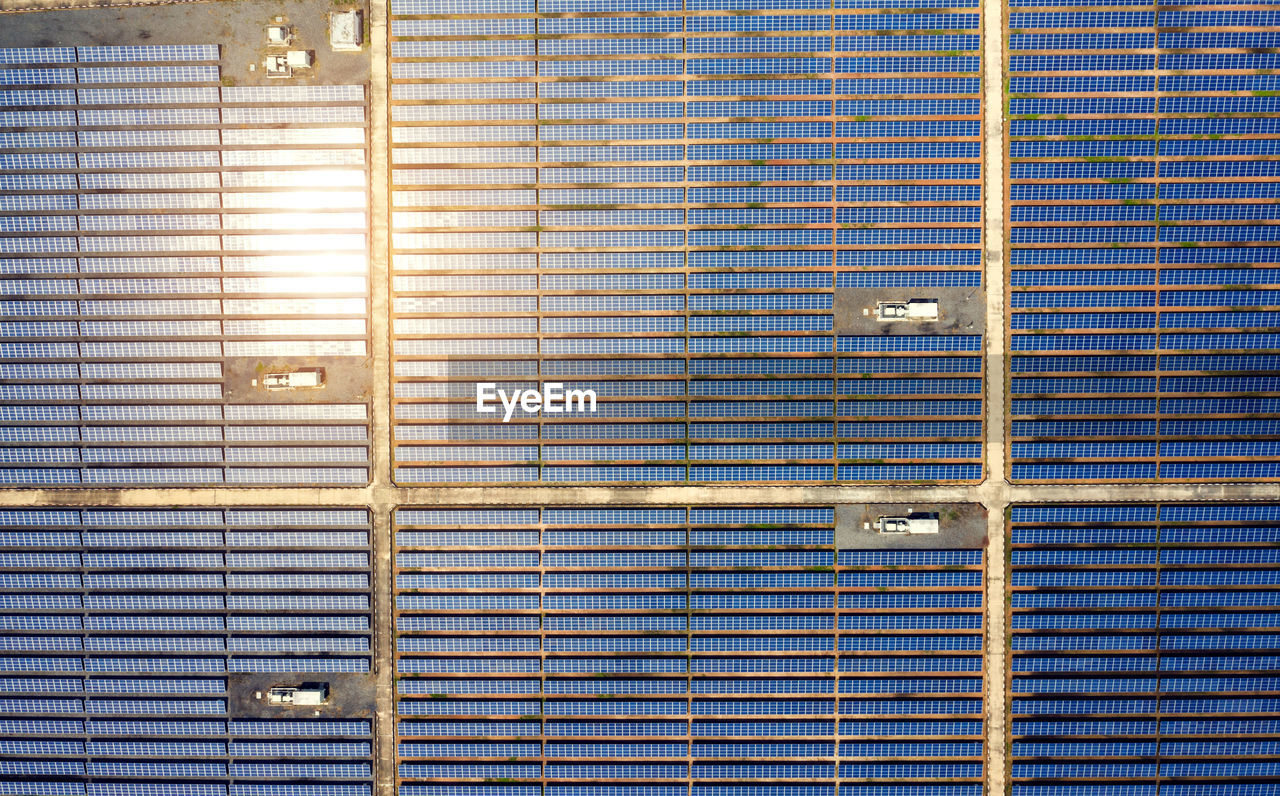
[223,355,373,405]
[833,284,986,337]
[0,0,369,88]
[835,502,987,550]
[229,671,376,720]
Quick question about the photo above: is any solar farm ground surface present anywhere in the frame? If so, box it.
[0,1,1277,796]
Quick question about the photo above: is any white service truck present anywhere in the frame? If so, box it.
[252,369,325,391]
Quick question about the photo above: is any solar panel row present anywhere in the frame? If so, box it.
[393,505,985,796]
[0,50,372,486]
[387,0,986,484]
[1006,0,1280,482]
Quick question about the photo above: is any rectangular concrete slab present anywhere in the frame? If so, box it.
[833,285,987,336]
[835,501,987,549]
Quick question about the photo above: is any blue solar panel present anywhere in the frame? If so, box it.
[388,0,985,483]
[1008,7,1280,481]
[1011,502,1280,794]
[0,45,372,485]
[394,505,982,794]
[0,507,373,791]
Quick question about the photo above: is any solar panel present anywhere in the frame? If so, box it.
[0,507,374,792]
[78,44,218,61]
[0,46,372,485]
[1011,502,1280,794]
[1007,3,1280,481]
[387,0,984,483]
[393,504,984,795]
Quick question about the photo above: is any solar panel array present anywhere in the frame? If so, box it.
[0,46,371,487]
[1010,502,1280,795]
[388,0,986,485]
[1006,3,1280,482]
[0,507,374,796]
[394,505,985,796]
